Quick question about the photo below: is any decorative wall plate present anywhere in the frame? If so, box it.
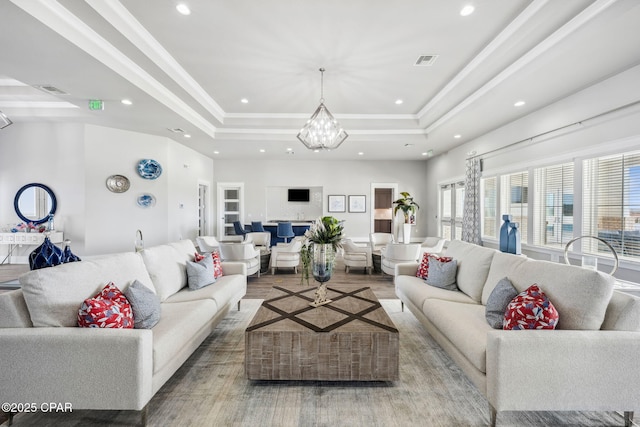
[136,193,156,208]
[106,174,130,193]
[137,159,162,180]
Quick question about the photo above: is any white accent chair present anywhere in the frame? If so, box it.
[342,239,372,274]
[244,232,271,252]
[195,235,220,253]
[270,237,303,274]
[420,236,446,255]
[219,243,261,277]
[380,243,421,276]
[369,232,395,254]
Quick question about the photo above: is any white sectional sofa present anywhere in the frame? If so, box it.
[0,239,247,425]
[395,240,640,427]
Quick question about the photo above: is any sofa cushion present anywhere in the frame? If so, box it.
[503,284,559,330]
[481,251,528,305]
[186,256,216,290]
[164,274,247,310]
[423,298,489,373]
[509,259,614,330]
[426,258,458,291]
[124,279,161,329]
[485,277,518,329]
[78,283,134,329]
[396,276,477,310]
[141,240,197,301]
[444,240,495,303]
[20,252,154,327]
[152,299,217,374]
[0,290,33,328]
[601,291,640,331]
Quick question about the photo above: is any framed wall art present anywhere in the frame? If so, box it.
[328,195,346,213]
[349,195,366,213]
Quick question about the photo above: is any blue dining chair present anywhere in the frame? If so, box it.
[251,221,265,232]
[276,222,295,243]
[233,221,248,237]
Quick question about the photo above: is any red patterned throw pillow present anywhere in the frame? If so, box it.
[194,251,223,279]
[416,252,452,280]
[78,283,134,328]
[503,284,559,330]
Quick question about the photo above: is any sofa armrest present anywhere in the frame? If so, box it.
[395,262,419,277]
[487,330,640,412]
[221,261,247,276]
[0,327,153,410]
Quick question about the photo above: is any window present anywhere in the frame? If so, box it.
[481,177,497,239]
[440,181,464,240]
[500,172,528,242]
[533,163,574,247]
[583,151,640,260]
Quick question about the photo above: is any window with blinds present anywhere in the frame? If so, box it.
[440,181,464,240]
[481,177,497,238]
[583,151,640,259]
[500,172,528,242]
[532,163,574,247]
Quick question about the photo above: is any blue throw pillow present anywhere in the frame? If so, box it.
[485,277,518,329]
[186,255,216,290]
[425,258,458,291]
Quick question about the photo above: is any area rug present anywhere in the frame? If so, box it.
[7,299,628,426]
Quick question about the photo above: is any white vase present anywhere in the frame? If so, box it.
[403,223,412,244]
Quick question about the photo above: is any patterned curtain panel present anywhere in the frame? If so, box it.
[462,158,482,245]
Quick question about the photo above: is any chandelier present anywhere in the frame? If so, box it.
[297,68,348,150]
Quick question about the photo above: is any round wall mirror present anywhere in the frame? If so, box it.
[14,183,57,225]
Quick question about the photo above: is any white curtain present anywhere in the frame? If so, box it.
[462,158,482,245]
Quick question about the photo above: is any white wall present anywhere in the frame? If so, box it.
[0,123,213,259]
[213,159,428,241]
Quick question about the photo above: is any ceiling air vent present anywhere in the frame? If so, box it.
[34,85,68,95]
[167,128,185,133]
[414,55,438,66]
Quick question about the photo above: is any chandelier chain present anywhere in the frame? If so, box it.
[319,67,325,103]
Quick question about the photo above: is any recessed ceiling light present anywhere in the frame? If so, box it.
[213,150,219,154]
[286,147,293,151]
[454,134,461,139]
[183,134,191,138]
[514,100,526,107]
[395,99,403,105]
[313,149,320,153]
[241,98,249,104]
[259,149,265,153]
[121,99,132,105]
[176,3,191,15]
[460,5,475,16]
[358,152,364,156]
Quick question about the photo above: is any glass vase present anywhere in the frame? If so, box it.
[310,244,335,307]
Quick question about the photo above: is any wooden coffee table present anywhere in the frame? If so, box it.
[245,286,399,381]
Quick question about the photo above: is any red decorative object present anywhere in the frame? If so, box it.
[194,251,223,279]
[503,284,559,330]
[416,252,452,280]
[77,283,133,328]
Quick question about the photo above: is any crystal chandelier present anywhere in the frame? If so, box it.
[297,68,348,150]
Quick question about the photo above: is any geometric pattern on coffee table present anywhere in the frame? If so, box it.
[245,286,399,381]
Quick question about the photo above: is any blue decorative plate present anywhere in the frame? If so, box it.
[137,193,156,208]
[137,159,162,180]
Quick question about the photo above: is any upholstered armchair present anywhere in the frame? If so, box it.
[195,235,220,253]
[370,232,395,254]
[420,236,446,255]
[219,243,261,277]
[380,243,421,276]
[244,232,271,252]
[270,236,303,274]
[342,239,372,274]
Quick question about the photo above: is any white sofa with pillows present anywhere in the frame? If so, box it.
[0,239,246,425]
[395,239,640,426]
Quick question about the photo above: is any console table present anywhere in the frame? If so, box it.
[0,232,64,264]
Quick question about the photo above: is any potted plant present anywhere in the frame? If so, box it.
[393,192,419,243]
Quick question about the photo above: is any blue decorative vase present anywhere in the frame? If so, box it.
[312,244,335,283]
[29,236,63,270]
[61,239,81,263]
[499,214,512,253]
[507,222,521,255]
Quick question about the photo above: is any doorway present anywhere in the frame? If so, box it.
[216,182,244,239]
[370,183,398,237]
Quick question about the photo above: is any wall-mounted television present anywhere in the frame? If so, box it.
[288,188,310,202]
